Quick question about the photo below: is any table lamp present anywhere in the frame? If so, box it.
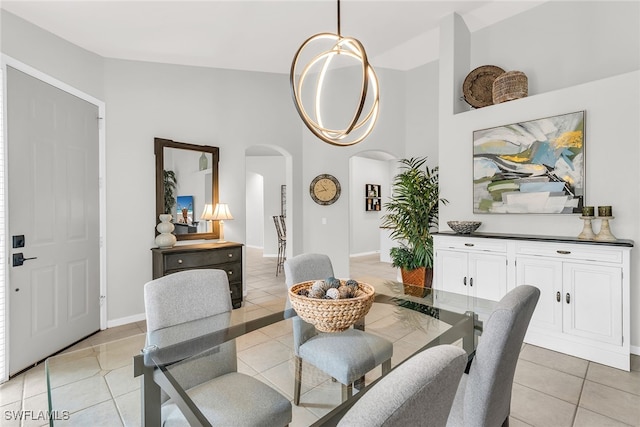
[211,203,233,243]
[200,203,217,234]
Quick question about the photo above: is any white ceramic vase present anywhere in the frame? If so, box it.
[155,214,177,248]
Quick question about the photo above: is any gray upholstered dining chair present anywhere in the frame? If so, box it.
[446,285,540,427]
[284,253,394,405]
[338,344,468,427]
[144,269,292,426]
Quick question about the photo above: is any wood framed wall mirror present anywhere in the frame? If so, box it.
[155,137,220,241]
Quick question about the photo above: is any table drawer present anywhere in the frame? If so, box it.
[516,243,623,264]
[164,247,242,270]
[434,236,508,253]
[220,262,242,283]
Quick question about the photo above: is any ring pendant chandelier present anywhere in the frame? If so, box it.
[290,0,380,146]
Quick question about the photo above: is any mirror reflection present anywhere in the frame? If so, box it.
[155,138,219,241]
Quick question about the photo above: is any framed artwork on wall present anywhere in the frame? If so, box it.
[365,184,381,211]
[176,195,194,223]
[473,110,585,214]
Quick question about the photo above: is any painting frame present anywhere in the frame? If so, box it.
[473,111,585,214]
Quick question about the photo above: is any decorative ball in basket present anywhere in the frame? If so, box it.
[288,278,375,333]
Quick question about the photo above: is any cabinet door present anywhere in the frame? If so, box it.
[516,257,563,333]
[563,263,622,345]
[468,253,507,301]
[435,250,468,295]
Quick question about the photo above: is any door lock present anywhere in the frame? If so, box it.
[12,253,37,267]
[12,235,25,248]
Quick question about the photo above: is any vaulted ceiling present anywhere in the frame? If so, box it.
[1,1,544,73]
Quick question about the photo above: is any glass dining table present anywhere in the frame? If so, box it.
[131,277,496,427]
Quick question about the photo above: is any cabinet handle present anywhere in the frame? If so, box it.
[469,277,473,287]
[557,250,571,255]
[556,291,561,302]
[227,271,233,275]
[566,293,571,304]
[464,243,474,247]
[177,259,183,264]
[463,277,467,286]
[228,253,233,258]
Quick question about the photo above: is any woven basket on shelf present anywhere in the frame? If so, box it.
[492,71,528,104]
[288,281,375,333]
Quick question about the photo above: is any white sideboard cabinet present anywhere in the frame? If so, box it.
[433,232,633,371]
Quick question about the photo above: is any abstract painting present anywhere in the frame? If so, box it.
[473,111,585,214]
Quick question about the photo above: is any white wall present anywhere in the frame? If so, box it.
[470,1,640,96]
[3,1,639,349]
[0,11,104,100]
[245,156,286,255]
[301,67,405,277]
[349,156,392,256]
[101,59,302,321]
[405,60,439,165]
[437,3,640,349]
[245,172,264,248]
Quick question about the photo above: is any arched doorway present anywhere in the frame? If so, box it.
[348,150,397,264]
[244,145,293,264]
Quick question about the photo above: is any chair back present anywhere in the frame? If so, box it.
[464,285,540,426]
[144,269,237,394]
[284,253,334,351]
[144,269,232,332]
[273,215,286,242]
[338,345,467,427]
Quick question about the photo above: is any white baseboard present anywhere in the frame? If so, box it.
[349,251,380,258]
[106,313,146,329]
[245,244,263,249]
[631,345,640,356]
[262,253,278,258]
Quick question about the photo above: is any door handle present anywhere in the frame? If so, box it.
[469,277,473,287]
[566,293,571,304]
[12,253,37,267]
[463,277,467,286]
[556,291,561,302]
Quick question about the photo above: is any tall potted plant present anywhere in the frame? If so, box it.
[381,157,447,287]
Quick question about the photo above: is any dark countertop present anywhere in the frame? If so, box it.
[434,231,634,248]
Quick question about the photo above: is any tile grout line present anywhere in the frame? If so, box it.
[570,361,588,427]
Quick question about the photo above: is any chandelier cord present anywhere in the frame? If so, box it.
[337,0,341,37]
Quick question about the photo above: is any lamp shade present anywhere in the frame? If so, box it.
[200,204,215,221]
[212,203,234,221]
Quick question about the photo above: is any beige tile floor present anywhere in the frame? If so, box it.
[1,247,639,426]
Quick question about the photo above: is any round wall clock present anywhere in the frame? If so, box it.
[310,174,341,205]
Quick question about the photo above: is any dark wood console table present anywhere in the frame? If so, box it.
[151,242,243,308]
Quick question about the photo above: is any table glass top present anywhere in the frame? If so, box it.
[144,278,495,426]
[45,277,496,426]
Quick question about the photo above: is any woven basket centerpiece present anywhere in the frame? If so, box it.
[288,279,375,333]
[492,71,528,104]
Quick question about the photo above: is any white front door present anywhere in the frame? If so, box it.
[8,66,100,375]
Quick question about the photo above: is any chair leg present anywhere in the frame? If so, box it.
[382,359,391,375]
[354,376,364,391]
[341,383,353,402]
[294,356,302,406]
